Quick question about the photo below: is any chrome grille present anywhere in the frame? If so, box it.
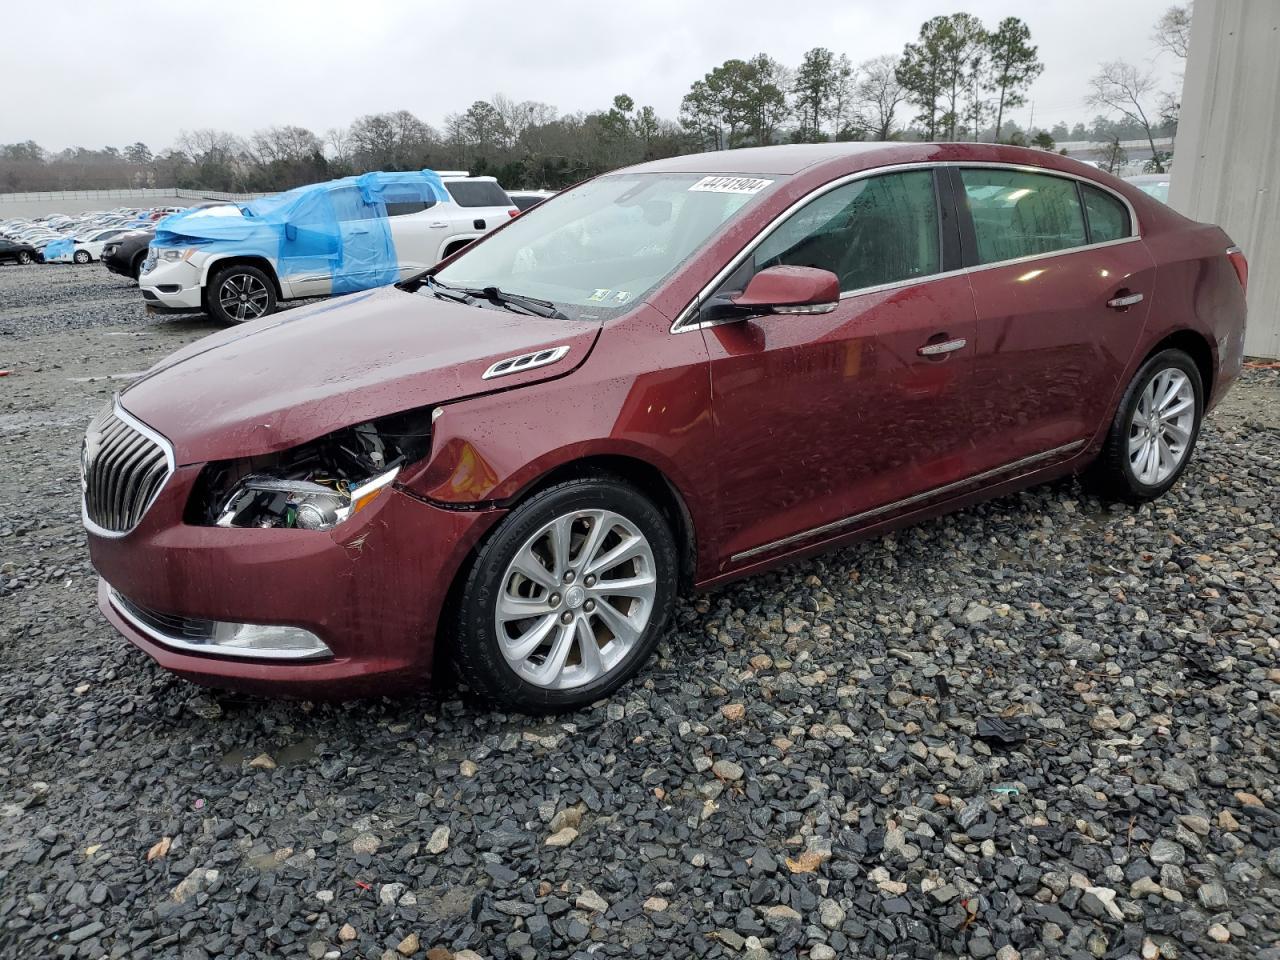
[82,399,174,536]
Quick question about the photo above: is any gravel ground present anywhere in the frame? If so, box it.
[2,264,1278,960]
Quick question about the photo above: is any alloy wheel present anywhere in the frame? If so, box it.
[1127,367,1195,485]
[18,252,31,264]
[219,273,270,322]
[494,508,657,690]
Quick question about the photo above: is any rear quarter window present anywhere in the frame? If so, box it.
[445,181,513,208]
[1081,184,1131,243]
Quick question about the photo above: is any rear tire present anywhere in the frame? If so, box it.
[451,477,679,713]
[73,250,91,264]
[1089,348,1203,503]
[206,264,277,324]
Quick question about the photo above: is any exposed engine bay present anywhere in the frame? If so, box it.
[186,408,434,531]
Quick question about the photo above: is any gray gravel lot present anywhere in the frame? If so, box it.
[2,263,1278,960]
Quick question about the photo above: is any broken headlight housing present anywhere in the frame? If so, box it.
[186,407,435,531]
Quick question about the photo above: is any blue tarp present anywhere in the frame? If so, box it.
[153,170,451,295]
[43,237,75,261]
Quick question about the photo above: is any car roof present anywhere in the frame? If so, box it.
[618,141,1107,179]
[626,142,892,176]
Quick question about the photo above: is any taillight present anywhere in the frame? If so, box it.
[507,208,520,218]
[1227,245,1248,294]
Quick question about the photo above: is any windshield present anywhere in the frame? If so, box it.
[432,172,782,320]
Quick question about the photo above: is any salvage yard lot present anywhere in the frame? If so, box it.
[1,263,1278,959]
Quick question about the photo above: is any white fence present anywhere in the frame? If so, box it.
[0,187,271,205]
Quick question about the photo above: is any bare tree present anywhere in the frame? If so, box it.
[325,126,351,164]
[1154,3,1193,59]
[1086,60,1166,173]
[854,55,907,140]
[248,126,322,166]
[1100,134,1128,174]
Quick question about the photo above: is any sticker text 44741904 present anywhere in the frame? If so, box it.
[688,176,774,195]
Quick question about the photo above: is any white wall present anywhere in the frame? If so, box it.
[1170,0,1280,358]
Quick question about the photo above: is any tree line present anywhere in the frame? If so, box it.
[0,6,1186,195]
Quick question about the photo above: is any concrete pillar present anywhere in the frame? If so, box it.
[1170,0,1280,358]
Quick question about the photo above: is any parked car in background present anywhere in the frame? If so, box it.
[1125,173,1171,204]
[0,238,37,265]
[44,227,132,264]
[139,170,518,324]
[101,228,156,280]
[507,189,557,212]
[84,142,1247,710]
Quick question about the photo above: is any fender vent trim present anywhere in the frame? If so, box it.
[482,345,570,380]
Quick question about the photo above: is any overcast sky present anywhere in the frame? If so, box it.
[6,1,1183,152]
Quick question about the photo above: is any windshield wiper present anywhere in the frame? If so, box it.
[460,285,568,320]
[423,274,476,305]
[423,276,568,320]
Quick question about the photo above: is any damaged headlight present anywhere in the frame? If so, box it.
[215,466,399,530]
[187,407,435,530]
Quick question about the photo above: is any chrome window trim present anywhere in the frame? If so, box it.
[671,160,1141,334]
[729,439,1087,563]
[81,395,177,540]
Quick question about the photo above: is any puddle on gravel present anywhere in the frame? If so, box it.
[220,735,319,769]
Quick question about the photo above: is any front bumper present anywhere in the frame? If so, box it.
[89,464,503,698]
[139,259,205,310]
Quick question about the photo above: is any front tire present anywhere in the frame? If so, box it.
[206,264,277,324]
[1090,348,1203,503]
[17,252,31,265]
[452,478,679,712]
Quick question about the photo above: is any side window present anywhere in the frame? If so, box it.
[959,169,1087,264]
[384,200,435,217]
[327,186,381,224]
[753,170,940,292]
[1081,184,1130,243]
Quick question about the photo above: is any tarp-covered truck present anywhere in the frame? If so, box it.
[139,170,517,324]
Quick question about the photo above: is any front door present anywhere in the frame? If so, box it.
[954,167,1154,470]
[703,168,978,569]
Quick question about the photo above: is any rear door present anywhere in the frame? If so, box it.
[386,194,449,277]
[954,166,1154,471]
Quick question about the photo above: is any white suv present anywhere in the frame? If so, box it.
[139,173,517,324]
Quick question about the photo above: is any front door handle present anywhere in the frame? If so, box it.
[1107,291,1144,309]
[918,337,967,357]
[429,222,448,229]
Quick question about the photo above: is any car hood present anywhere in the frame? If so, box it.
[121,286,601,465]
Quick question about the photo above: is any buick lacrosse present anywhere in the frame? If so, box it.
[83,142,1247,710]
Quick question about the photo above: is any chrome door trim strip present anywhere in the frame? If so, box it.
[671,160,1142,334]
[728,438,1087,563]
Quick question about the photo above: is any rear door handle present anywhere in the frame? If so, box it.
[429,222,448,229]
[1107,292,1144,309]
[918,337,967,357]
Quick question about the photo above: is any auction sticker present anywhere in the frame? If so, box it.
[689,176,774,194]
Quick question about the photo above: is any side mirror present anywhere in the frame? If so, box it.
[284,223,298,242]
[730,265,840,315]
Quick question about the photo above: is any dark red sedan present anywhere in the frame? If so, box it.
[83,143,1248,710]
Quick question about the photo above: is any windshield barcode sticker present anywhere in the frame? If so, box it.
[689,176,774,195]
